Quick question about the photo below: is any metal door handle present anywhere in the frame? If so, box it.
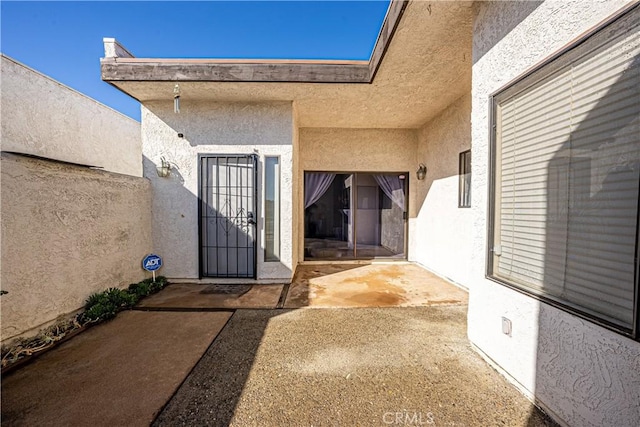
[247,212,256,225]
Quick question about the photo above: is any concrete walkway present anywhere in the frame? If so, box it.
[138,283,284,310]
[1,310,232,426]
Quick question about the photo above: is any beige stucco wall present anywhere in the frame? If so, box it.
[0,153,152,342]
[298,128,418,261]
[409,94,472,286]
[141,101,295,281]
[0,55,142,176]
[469,2,640,426]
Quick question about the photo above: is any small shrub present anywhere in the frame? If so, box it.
[81,278,167,324]
[145,276,168,294]
[106,287,138,307]
[129,282,151,298]
[81,287,138,323]
[84,292,106,310]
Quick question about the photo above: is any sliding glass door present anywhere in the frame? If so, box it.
[304,172,407,260]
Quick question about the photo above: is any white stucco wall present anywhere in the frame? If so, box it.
[298,128,418,261]
[409,94,472,286]
[469,2,640,426]
[0,55,141,176]
[141,101,294,281]
[0,153,152,342]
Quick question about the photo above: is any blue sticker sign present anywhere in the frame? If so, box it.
[142,254,163,272]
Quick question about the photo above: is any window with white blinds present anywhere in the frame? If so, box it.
[489,6,640,334]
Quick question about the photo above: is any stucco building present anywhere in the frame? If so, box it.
[99,1,639,426]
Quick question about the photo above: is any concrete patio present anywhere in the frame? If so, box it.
[137,263,469,310]
[1,264,556,426]
[285,263,468,308]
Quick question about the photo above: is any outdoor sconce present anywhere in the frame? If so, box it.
[416,163,427,180]
[173,84,181,113]
[156,157,171,178]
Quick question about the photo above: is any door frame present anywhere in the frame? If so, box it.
[302,170,409,261]
[198,153,259,279]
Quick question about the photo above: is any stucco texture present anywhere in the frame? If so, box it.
[141,101,294,281]
[0,154,152,342]
[298,128,418,261]
[469,2,640,426]
[409,94,472,287]
[0,55,142,177]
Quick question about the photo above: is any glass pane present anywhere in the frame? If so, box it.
[459,150,471,207]
[304,173,355,259]
[304,172,407,260]
[264,157,280,262]
[361,173,406,259]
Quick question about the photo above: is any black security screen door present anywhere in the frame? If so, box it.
[199,155,258,278]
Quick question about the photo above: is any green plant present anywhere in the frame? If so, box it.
[146,276,168,293]
[81,287,138,323]
[128,281,151,298]
[127,276,167,298]
[81,278,167,324]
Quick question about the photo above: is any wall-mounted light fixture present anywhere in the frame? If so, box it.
[156,157,171,178]
[416,163,427,180]
[173,84,181,113]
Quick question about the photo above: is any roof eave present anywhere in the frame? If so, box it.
[100,0,408,85]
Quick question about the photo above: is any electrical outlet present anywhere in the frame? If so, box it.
[502,317,512,336]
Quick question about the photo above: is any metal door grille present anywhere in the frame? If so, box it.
[199,155,258,278]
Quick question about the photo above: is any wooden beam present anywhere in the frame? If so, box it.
[101,60,370,83]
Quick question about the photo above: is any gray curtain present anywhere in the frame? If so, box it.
[373,175,405,209]
[305,173,336,208]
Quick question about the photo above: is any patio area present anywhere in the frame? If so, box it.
[1,264,556,426]
[284,263,468,308]
[136,263,469,310]
[156,307,556,426]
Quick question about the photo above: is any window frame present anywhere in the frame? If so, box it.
[486,3,640,340]
[264,155,280,262]
[458,150,471,208]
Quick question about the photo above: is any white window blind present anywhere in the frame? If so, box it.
[492,9,639,330]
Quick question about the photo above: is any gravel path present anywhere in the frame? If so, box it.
[154,307,557,427]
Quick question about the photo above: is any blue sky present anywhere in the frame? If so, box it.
[1,1,390,121]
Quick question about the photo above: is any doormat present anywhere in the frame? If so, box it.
[199,285,252,296]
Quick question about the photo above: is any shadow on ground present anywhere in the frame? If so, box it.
[153,310,276,426]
